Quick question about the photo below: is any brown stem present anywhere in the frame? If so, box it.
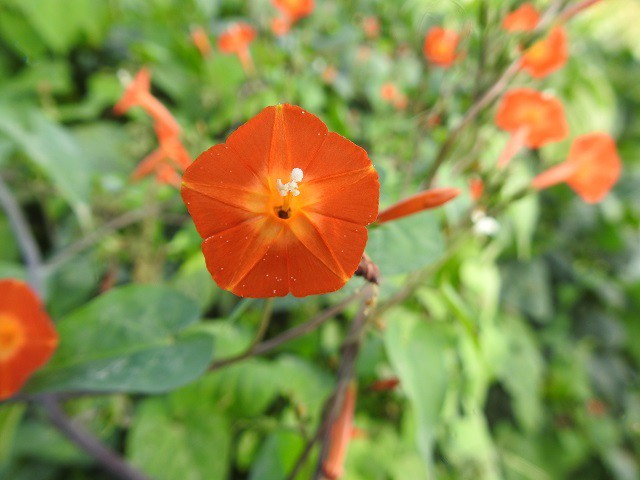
[40,394,150,480]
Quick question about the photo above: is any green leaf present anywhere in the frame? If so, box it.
[27,285,213,394]
[384,308,450,474]
[249,431,307,480]
[367,212,445,277]
[0,404,25,467]
[128,398,230,480]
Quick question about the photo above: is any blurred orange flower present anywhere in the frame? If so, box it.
[521,26,568,78]
[114,68,181,135]
[191,26,212,57]
[362,16,380,39]
[271,16,291,36]
[469,178,484,201]
[495,88,568,166]
[322,382,357,480]
[218,23,257,74]
[272,0,314,21]
[380,82,399,101]
[181,104,379,298]
[132,122,191,188]
[502,3,540,32]
[423,27,461,68]
[532,133,621,203]
[376,187,460,224]
[0,279,58,400]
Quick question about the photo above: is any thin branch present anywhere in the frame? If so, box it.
[208,287,368,371]
[40,394,150,480]
[0,174,44,296]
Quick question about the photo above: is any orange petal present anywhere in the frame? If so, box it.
[521,26,569,79]
[113,68,151,115]
[423,27,460,68]
[132,148,165,180]
[271,0,315,21]
[376,187,460,224]
[0,279,58,400]
[502,3,540,32]
[565,133,622,203]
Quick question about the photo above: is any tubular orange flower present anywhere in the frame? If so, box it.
[181,104,379,298]
[423,27,461,68]
[218,23,257,75]
[521,26,568,78]
[0,279,58,400]
[532,133,621,203]
[495,88,568,166]
[502,3,540,32]
[271,0,314,22]
[114,68,181,135]
[191,26,212,57]
[322,382,357,480]
[376,187,460,224]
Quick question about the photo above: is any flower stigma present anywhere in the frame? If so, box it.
[275,167,304,219]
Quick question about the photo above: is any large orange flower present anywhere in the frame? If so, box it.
[0,279,58,400]
[495,88,568,167]
[181,104,380,298]
[521,26,568,78]
[423,27,461,68]
[532,133,621,203]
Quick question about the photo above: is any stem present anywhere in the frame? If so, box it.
[209,288,368,371]
[40,394,150,480]
[253,297,275,346]
[0,174,44,296]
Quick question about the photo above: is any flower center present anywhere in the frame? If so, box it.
[275,167,304,219]
[0,314,25,361]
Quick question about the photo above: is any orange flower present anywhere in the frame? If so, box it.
[181,105,379,298]
[322,382,357,480]
[380,82,399,102]
[322,65,338,84]
[495,88,568,167]
[191,26,212,57]
[503,3,540,32]
[362,16,380,39]
[521,26,568,78]
[132,122,191,187]
[0,279,58,400]
[423,27,461,68]
[272,0,314,22]
[532,133,621,203]
[469,178,484,201]
[271,16,292,36]
[218,23,257,75]
[114,68,181,135]
[376,187,460,224]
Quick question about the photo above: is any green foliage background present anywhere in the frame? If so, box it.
[0,0,639,479]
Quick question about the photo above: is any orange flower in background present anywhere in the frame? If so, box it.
[380,82,399,102]
[191,26,212,57]
[469,178,484,201]
[131,121,191,188]
[362,16,381,39]
[271,16,292,36]
[322,382,357,480]
[0,279,58,400]
[532,133,621,203]
[113,68,181,135]
[272,0,314,22]
[503,3,540,32]
[495,88,568,167]
[423,27,461,68]
[322,65,338,84]
[218,23,257,74]
[521,26,568,78]
[181,104,379,298]
[376,187,460,224]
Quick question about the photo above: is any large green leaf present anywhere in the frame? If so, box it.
[27,285,213,394]
[367,211,445,277]
[384,308,450,476]
[249,431,307,480]
[128,398,230,480]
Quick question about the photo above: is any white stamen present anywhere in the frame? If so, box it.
[276,168,304,197]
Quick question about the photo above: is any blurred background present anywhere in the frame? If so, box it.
[0,0,639,479]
